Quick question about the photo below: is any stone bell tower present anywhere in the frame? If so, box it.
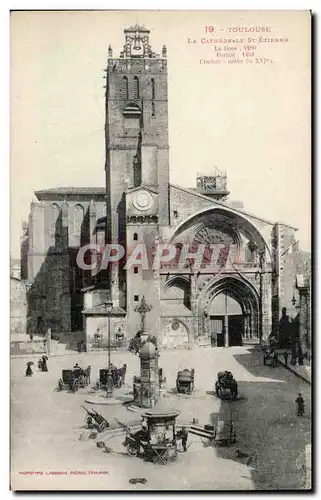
[105,25,170,310]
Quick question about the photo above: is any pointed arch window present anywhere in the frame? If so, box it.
[51,204,60,236]
[133,76,139,99]
[151,78,155,99]
[122,76,128,99]
[49,203,61,247]
[73,204,84,241]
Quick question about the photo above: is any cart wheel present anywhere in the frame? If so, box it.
[99,421,108,433]
[86,416,93,429]
[127,443,139,456]
[58,379,63,391]
[72,378,79,392]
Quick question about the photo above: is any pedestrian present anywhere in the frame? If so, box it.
[295,393,305,416]
[283,351,288,365]
[41,355,48,372]
[29,332,34,342]
[26,362,33,376]
[73,363,81,377]
[141,417,148,435]
[180,426,189,452]
[272,351,278,368]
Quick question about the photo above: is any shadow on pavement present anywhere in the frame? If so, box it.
[204,350,311,490]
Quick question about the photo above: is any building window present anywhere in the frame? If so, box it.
[73,204,84,241]
[151,101,155,116]
[151,78,155,99]
[122,76,128,99]
[51,204,60,235]
[133,76,139,99]
[134,294,139,302]
[133,232,138,241]
[173,210,178,218]
[134,267,139,274]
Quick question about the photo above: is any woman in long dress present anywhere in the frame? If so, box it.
[41,355,48,372]
[26,362,33,376]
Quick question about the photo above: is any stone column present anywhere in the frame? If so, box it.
[139,342,159,408]
[243,313,250,341]
[259,272,270,341]
[190,273,198,347]
[224,315,229,347]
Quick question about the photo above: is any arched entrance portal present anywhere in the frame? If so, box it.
[198,275,260,346]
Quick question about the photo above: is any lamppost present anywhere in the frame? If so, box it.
[104,300,114,398]
[134,296,152,342]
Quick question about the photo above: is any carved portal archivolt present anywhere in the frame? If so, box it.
[197,274,260,342]
[161,208,272,344]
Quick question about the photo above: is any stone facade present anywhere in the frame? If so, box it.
[22,25,311,350]
[10,275,27,335]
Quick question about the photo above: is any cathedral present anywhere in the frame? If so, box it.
[21,25,311,351]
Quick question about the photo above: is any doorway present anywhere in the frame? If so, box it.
[210,315,224,347]
[228,315,244,346]
[209,314,244,347]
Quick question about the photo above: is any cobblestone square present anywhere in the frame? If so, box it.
[11,346,311,490]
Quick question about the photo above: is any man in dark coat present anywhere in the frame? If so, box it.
[26,362,33,376]
[41,356,48,372]
[283,351,289,365]
[295,393,305,416]
[180,427,189,452]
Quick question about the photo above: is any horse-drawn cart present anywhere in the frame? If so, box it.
[58,366,90,392]
[95,365,127,390]
[215,371,238,400]
[176,369,195,394]
[263,351,278,367]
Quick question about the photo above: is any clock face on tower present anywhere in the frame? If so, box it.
[133,191,152,211]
